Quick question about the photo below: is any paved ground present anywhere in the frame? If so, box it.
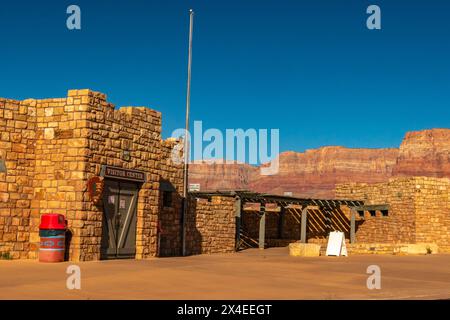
[1,248,449,300]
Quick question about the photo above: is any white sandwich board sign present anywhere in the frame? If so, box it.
[325,231,348,256]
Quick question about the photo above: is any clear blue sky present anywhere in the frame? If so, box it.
[1,0,449,154]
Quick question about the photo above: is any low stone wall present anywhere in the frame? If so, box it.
[347,243,439,255]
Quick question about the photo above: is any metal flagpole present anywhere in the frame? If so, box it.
[182,9,194,256]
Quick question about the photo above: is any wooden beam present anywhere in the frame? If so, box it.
[259,205,266,249]
[350,208,356,244]
[300,206,308,243]
[351,204,389,211]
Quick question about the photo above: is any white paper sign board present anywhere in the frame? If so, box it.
[326,231,348,256]
[189,183,200,192]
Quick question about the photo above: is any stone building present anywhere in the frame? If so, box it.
[2,89,449,260]
[336,177,450,253]
[189,176,450,256]
[0,89,238,261]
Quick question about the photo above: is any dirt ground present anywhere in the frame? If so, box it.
[0,247,449,300]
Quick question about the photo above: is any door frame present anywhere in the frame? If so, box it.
[101,179,139,260]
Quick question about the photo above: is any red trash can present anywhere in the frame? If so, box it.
[39,214,67,263]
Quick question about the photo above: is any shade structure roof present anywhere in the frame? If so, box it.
[189,190,364,209]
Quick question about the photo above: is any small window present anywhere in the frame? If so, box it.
[369,210,376,217]
[358,210,365,218]
[162,191,172,208]
[381,210,389,217]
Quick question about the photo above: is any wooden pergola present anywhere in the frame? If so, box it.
[189,190,388,250]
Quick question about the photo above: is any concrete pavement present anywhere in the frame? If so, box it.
[0,248,449,299]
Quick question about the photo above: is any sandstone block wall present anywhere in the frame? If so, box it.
[1,89,241,261]
[336,178,417,243]
[412,178,450,252]
[185,195,236,255]
[336,177,450,252]
[71,90,163,260]
[0,89,185,261]
[346,243,439,255]
[0,98,36,259]
[158,138,184,257]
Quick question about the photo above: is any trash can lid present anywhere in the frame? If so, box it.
[39,214,67,230]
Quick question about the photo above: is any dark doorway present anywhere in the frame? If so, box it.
[101,180,138,259]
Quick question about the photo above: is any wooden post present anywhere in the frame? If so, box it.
[259,205,266,249]
[300,206,308,243]
[278,206,285,239]
[350,208,356,244]
[235,197,242,251]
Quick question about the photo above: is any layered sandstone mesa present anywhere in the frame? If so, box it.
[189,147,398,198]
[189,160,258,191]
[250,147,399,198]
[393,129,450,177]
[188,128,450,198]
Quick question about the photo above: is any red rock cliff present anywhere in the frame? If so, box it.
[249,147,398,198]
[393,129,450,177]
[189,160,258,191]
[188,129,450,198]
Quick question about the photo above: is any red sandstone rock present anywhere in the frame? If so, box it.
[250,147,398,198]
[393,129,450,177]
[189,160,258,191]
[189,129,450,198]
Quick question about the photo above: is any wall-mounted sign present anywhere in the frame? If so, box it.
[87,176,104,205]
[0,159,6,173]
[101,165,146,183]
[189,183,200,192]
[122,150,131,162]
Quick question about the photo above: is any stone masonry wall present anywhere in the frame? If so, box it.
[185,195,236,255]
[0,89,184,261]
[78,90,163,260]
[20,89,166,261]
[0,98,36,259]
[413,177,450,252]
[158,138,184,256]
[335,178,417,243]
[336,177,450,251]
[2,89,240,261]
